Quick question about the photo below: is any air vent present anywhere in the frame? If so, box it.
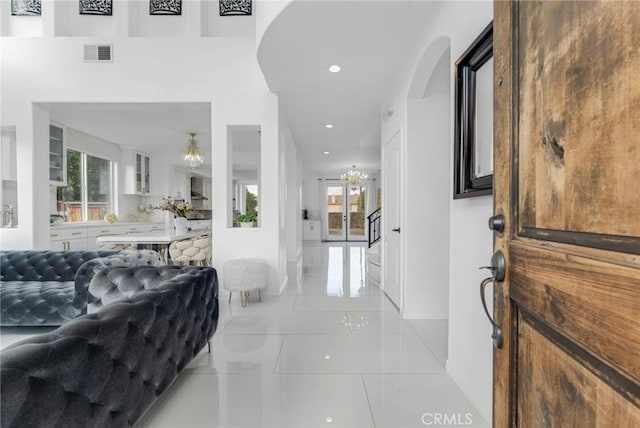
[83,44,112,63]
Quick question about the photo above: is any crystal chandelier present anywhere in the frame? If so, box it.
[183,132,204,169]
[340,165,368,188]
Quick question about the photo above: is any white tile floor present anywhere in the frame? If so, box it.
[0,243,488,428]
[137,242,488,428]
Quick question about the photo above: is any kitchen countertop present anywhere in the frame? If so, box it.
[96,229,211,244]
[51,221,163,229]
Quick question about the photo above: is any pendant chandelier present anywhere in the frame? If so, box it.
[182,132,204,169]
[340,165,368,188]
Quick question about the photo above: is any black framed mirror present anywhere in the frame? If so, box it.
[453,21,493,199]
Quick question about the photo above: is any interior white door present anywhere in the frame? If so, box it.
[382,130,401,308]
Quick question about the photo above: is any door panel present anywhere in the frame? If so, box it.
[510,242,640,381]
[493,1,640,426]
[326,182,346,241]
[347,186,366,241]
[382,130,401,308]
[325,182,367,242]
[517,0,640,246]
[517,319,640,427]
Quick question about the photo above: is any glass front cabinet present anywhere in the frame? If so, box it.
[124,149,151,195]
[49,124,66,186]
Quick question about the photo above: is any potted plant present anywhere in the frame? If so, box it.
[237,213,257,228]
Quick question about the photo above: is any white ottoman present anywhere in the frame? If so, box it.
[222,258,268,307]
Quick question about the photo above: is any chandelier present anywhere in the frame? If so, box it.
[340,165,368,188]
[183,132,204,169]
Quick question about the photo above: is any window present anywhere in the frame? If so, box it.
[56,149,115,222]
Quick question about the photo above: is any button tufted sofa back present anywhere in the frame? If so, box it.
[0,250,119,282]
[0,265,219,428]
[87,262,184,313]
[74,249,162,313]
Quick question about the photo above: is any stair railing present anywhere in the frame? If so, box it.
[367,207,382,248]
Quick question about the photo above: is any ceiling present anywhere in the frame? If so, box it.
[257,0,436,176]
[42,3,437,179]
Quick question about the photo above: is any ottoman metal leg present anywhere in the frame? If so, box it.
[228,291,232,304]
[208,341,211,353]
[259,289,261,302]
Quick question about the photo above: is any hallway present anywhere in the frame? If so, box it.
[138,243,488,427]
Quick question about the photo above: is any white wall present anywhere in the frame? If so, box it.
[283,118,302,280]
[301,173,320,220]
[210,93,284,295]
[381,1,493,424]
[444,5,494,423]
[255,0,290,50]
[0,35,286,293]
[391,43,452,321]
[0,12,43,37]
[53,0,117,37]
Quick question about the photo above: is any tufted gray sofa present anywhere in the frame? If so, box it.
[0,265,219,428]
[0,250,161,326]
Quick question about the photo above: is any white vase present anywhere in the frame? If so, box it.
[174,216,188,235]
[240,222,254,228]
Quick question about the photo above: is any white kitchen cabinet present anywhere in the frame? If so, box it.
[123,149,151,195]
[86,225,122,250]
[303,220,321,242]
[52,222,164,251]
[50,226,87,250]
[144,224,165,232]
[49,123,66,186]
[65,237,88,251]
[121,224,146,234]
[173,170,187,201]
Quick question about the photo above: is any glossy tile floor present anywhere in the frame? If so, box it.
[137,242,488,428]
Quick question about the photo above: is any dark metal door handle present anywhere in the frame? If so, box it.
[478,250,506,349]
[480,277,503,349]
[391,227,401,233]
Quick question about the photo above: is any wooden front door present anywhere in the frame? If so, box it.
[493,1,640,426]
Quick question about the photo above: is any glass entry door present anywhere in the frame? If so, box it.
[325,181,367,242]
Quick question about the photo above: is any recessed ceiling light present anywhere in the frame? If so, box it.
[325,124,334,129]
[323,151,330,155]
[325,416,333,423]
[328,64,341,73]
[324,355,331,360]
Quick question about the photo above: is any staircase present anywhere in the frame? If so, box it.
[366,241,381,284]
[365,207,382,284]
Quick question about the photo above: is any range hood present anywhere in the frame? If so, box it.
[190,176,209,200]
[191,190,208,200]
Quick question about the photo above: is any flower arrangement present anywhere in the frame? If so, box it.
[153,197,192,218]
[103,212,118,224]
